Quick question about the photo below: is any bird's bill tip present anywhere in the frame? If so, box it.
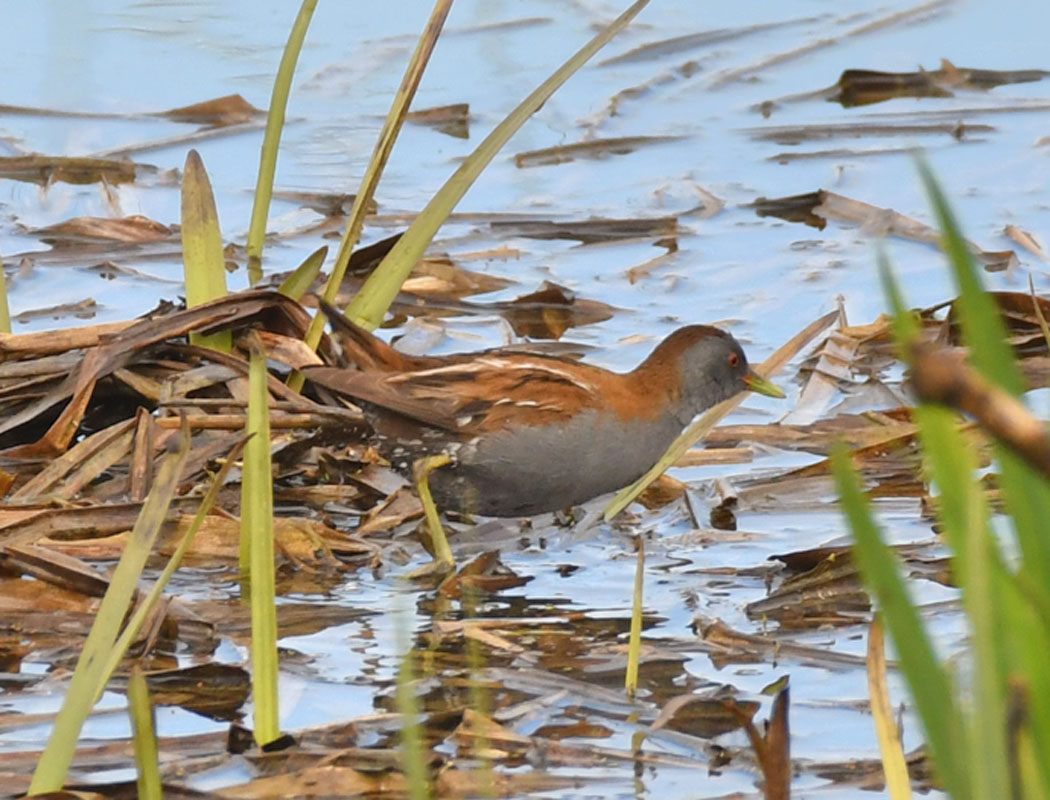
[744,370,785,399]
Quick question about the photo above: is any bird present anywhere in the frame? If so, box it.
[304,303,783,566]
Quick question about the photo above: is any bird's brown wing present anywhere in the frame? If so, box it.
[304,365,465,431]
[304,354,609,435]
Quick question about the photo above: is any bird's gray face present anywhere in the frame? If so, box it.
[677,335,752,420]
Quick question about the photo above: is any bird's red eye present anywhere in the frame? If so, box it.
[727,352,739,367]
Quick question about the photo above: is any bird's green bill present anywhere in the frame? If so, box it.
[744,370,785,399]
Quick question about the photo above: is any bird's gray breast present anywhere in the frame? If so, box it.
[431,410,684,517]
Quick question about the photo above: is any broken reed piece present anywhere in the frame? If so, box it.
[908,344,1050,480]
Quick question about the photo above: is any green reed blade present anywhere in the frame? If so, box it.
[128,666,162,800]
[29,423,191,795]
[345,0,650,330]
[181,150,230,352]
[243,339,280,746]
[246,0,318,285]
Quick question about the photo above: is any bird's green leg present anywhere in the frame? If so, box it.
[413,454,454,566]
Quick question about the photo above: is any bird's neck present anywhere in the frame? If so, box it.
[626,357,692,424]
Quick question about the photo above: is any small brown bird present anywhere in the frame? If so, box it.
[305,304,782,563]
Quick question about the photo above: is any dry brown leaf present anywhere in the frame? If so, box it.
[12,299,98,325]
[356,486,422,536]
[0,290,320,457]
[36,512,368,565]
[514,135,685,168]
[694,617,869,669]
[651,689,759,738]
[32,215,174,245]
[636,473,687,509]
[402,255,513,299]
[0,155,150,185]
[829,60,1050,107]
[156,94,264,127]
[500,281,616,339]
[405,102,470,139]
[0,575,97,614]
[136,662,249,719]
[1003,224,1049,262]
[754,189,1017,272]
[490,215,677,245]
[438,550,532,598]
[217,765,409,798]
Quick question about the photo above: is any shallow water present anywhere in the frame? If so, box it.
[1,0,1049,796]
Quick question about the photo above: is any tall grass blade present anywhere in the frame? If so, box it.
[181,150,231,352]
[322,0,451,309]
[960,481,1011,799]
[246,0,318,285]
[882,219,1050,797]
[877,248,919,346]
[917,159,1050,584]
[291,0,452,390]
[345,0,650,330]
[1028,274,1050,353]
[1017,720,1050,800]
[830,443,971,800]
[277,245,327,301]
[29,423,191,795]
[397,626,429,799]
[1000,579,1050,796]
[916,158,1022,393]
[866,619,913,800]
[763,687,791,800]
[904,384,1012,797]
[0,252,10,334]
[128,666,162,800]
[95,438,247,704]
[881,255,990,594]
[242,337,280,746]
[462,587,495,798]
[625,536,644,697]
